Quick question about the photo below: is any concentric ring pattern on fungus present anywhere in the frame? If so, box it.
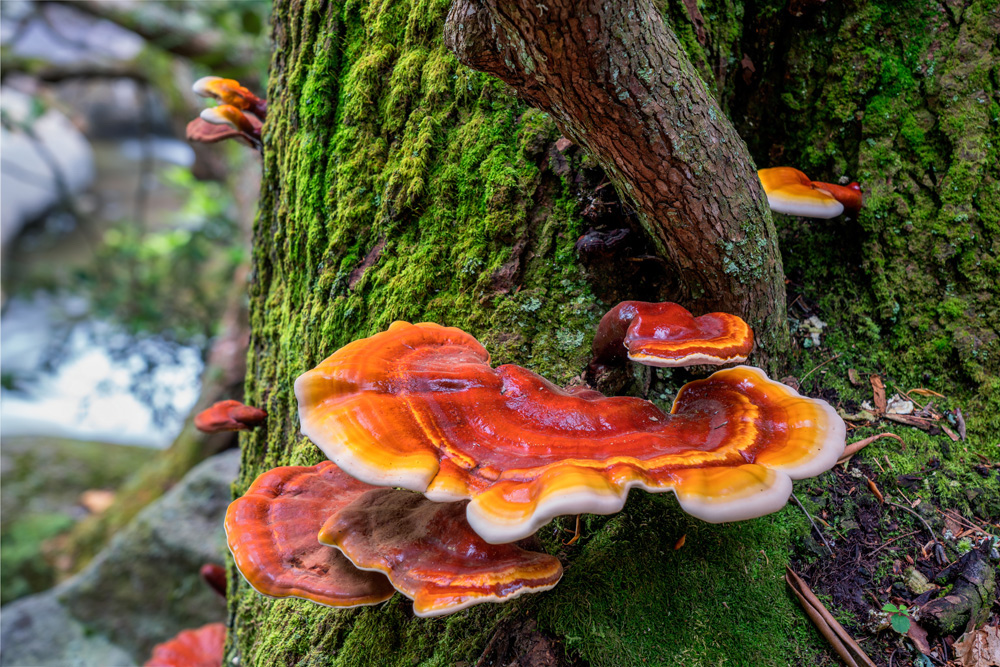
[296,322,846,544]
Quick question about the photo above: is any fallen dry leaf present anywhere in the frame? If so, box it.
[79,489,116,514]
[956,408,968,441]
[673,534,686,550]
[954,625,1000,667]
[870,375,887,413]
[906,621,932,656]
[848,368,861,386]
[909,388,945,398]
[866,478,884,503]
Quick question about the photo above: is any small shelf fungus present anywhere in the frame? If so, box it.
[194,399,267,433]
[319,488,563,617]
[759,167,862,218]
[192,75,267,119]
[590,301,754,372]
[224,462,396,608]
[198,105,262,150]
[145,622,226,667]
[295,322,846,544]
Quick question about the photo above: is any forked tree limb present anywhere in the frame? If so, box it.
[445,0,789,363]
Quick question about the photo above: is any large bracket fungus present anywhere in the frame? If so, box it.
[590,301,754,371]
[319,489,563,617]
[295,322,846,544]
[224,462,396,608]
[759,167,863,219]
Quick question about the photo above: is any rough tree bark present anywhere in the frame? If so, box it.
[445,0,789,362]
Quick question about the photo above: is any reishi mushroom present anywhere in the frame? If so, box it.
[758,167,862,218]
[194,399,267,433]
[185,116,261,148]
[145,622,226,667]
[192,75,267,119]
[590,300,754,372]
[199,563,227,598]
[295,321,846,544]
[318,488,563,617]
[224,462,396,608]
[199,105,262,150]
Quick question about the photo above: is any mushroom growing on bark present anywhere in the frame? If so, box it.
[185,115,261,150]
[193,75,267,119]
[145,623,226,667]
[198,105,262,151]
[759,167,862,218]
[225,462,396,608]
[319,488,563,617]
[194,399,267,433]
[590,301,754,373]
[295,321,846,544]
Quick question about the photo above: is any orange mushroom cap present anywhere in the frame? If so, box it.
[295,322,846,544]
[200,105,259,138]
[199,563,227,598]
[193,76,267,119]
[591,301,754,370]
[225,462,395,608]
[194,400,267,433]
[759,167,863,218]
[318,489,563,617]
[145,622,225,667]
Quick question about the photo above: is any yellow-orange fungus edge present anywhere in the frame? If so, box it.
[318,489,562,617]
[759,167,844,219]
[296,322,846,544]
[224,463,396,608]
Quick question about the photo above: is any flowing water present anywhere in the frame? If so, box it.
[1,139,204,448]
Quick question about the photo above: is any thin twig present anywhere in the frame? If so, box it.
[791,493,834,556]
[886,500,940,547]
[890,383,926,410]
[867,530,920,558]
[838,432,905,464]
[800,352,843,385]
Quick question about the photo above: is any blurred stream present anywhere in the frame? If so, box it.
[2,139,205,448]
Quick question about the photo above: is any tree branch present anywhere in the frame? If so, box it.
[41,0,259,70]
[445,0,788,361]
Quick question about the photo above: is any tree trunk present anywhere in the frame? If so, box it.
[227,1,815,665]
[444,0,789,361]
[227,0,999,664]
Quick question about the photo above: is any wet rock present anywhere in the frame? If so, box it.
[0,87,94,249]
[0,450,239,666]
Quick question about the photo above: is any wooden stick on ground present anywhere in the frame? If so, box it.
[838,433,905,464]
[785,567,877,667]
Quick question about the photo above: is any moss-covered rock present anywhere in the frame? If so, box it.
[0,436,150,605]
